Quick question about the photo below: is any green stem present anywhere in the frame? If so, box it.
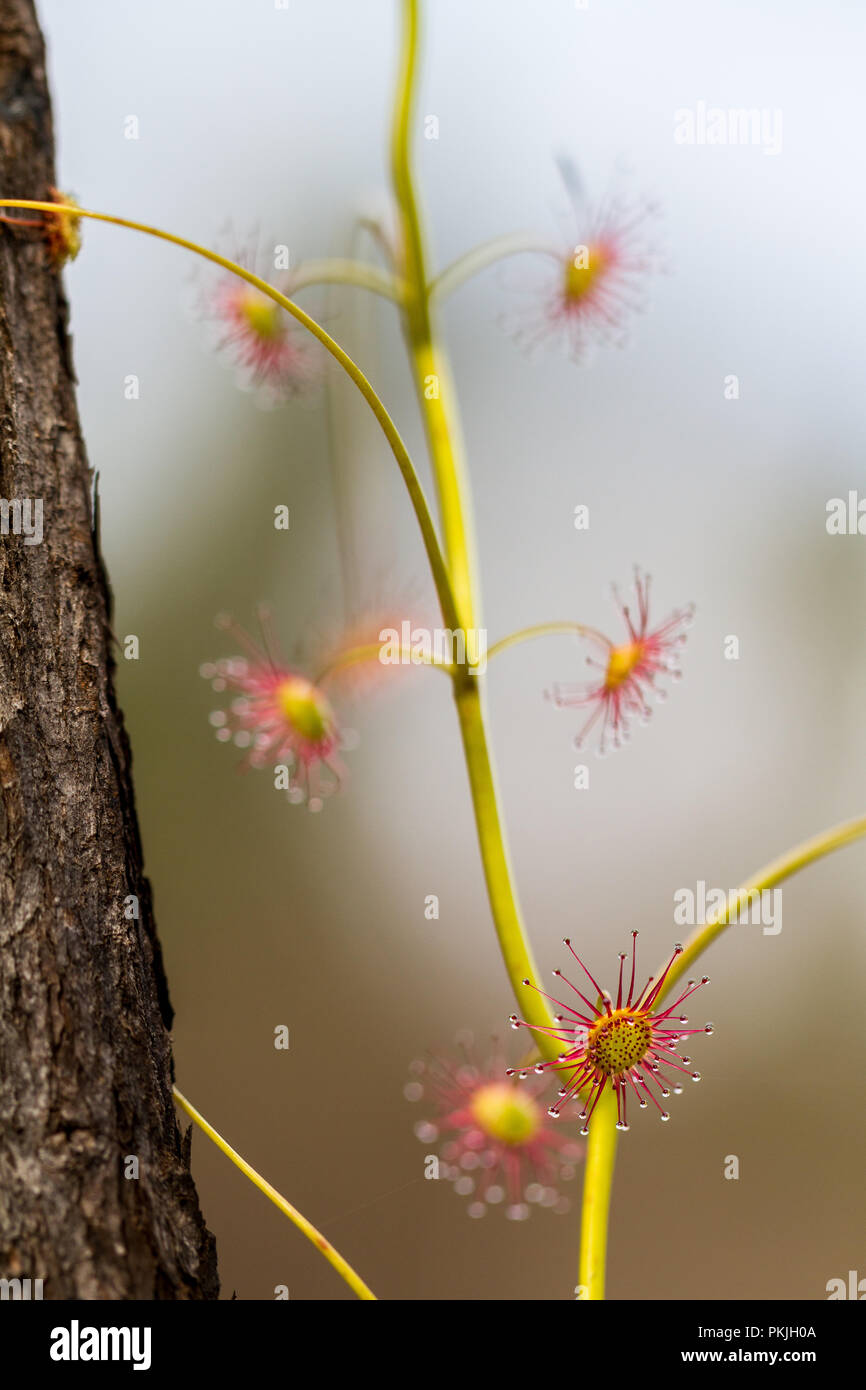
[429,232,552,303]
[576,1085,617,1300]
[453,683,557,1052]
[390,0,479,631]
[486,620,610,662]
[387,0,571,1060]
[173,1088,376,1300]
[286,256,405,301]
[576,810,866,1301]
[653,812,866,1003]
[315,642,454,684]
[388,2,561,1052]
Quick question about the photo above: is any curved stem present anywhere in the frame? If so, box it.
[286,256,405,301]
[315,641,454,684]
[0,212,44,228]
[487,620,610,662]
[576,810,866,1302]
[357,214,398,268]
[429,232,552,303]
[654,811,866,1003]
[0,198,460,637]
[173,1087,376,1301]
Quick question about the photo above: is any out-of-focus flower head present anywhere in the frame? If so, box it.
[198,232,321,404]
[201,607,345,812]
[406,1034,583,1220]
[548,567,694,755]
[511,157,662,361]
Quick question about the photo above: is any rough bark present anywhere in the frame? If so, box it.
[0,0,218,1298]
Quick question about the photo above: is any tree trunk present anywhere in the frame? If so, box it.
[0,0,218,1298]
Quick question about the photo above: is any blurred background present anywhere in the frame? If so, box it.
[38,0,866,1299]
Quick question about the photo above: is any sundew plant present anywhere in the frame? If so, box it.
[5,0,864,1303]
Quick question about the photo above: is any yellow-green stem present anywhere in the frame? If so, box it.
[577,1085,618,1300]
[487,620,610,662]
[653,812,866,1003]
[173,1087,376,1300]
[429,232,552,303]
[390,0,479,631]
[454,682,558,1051]
[389,6,560,1056]
[286,256,405,301]
[315,641,453,684]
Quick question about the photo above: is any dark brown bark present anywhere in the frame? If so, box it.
[0,0,218,1298]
